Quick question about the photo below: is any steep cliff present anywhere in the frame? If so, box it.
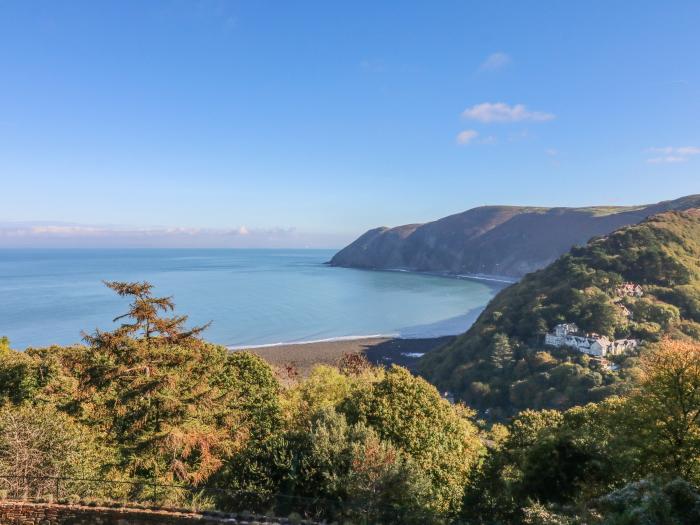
[330,195,700,278]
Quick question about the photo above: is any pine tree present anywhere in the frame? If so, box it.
[490,333,514,371]
[79,281,239,492]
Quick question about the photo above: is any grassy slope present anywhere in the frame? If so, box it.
[418,210,700,419]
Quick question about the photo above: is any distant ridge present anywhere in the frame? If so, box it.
[330,195,700,279]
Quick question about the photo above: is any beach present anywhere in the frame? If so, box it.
[248,335,456,376]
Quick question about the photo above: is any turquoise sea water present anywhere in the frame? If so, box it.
[0,249,504,350]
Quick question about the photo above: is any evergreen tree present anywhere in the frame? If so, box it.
[490,333,514,370]
[78,281,238,491]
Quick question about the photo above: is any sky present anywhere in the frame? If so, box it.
[1,1,699,248]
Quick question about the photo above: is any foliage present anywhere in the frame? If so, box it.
[624,339,700,483]
[0,349,41,407]
[3,271,700,523]
[0,282,282,504]
[274,407,436,524]
[595,478,700,525]
[73,282,243,488]
[0,404,116,499]
[220,364,483,522]
[343,366,483,516]
[465,339,700,524]
[83,280,210,346]
[420,210,700,417]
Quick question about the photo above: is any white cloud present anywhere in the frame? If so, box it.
[478,52,511,72]
[650,146,700,155]
[647,156,688,164]
[462,102,555,123]
[646,146,700,164]
[29,225,106,235]
[0,222,349,248]
[456,130,478,145]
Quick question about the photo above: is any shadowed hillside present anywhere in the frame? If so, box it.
[330,195,700,278]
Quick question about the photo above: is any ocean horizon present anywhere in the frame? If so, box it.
[0,248,504,350]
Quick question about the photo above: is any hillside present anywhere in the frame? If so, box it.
[330,195,700,278]
[418,209,700,419]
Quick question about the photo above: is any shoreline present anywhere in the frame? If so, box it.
[244,335,455,376]
[227,333,398,351]
[325,262,518,285]
[231,265,507,374]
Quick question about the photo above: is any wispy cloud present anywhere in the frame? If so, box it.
[478,52,511,72]
[462,102,555,123]
[456,130,479,145]
[647,156,687,164]
[0,222,349,249]
[646,146,700,164]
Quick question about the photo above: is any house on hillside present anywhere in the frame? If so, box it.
[544,323,638,357]
[544,323,580,345]
[616,283,643,298]
[616,303,633,319]
[610,338,639,354]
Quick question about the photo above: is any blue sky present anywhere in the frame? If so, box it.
[1,1,699,247]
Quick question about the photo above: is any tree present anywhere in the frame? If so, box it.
[462,409,563,523]
[210,352,285,507]
[344,366,483,517]
[265,407,435,524]
[0,337,9,354]
[596,478,700,525]
[0,350,40,407]
[490,333,514,370]
[344,424,434,524]
[0,405,114,499]
[627,339,700,482]
[83,281,209,349]
[77,282,241,493]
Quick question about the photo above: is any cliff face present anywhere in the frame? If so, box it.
[330,195,700,278]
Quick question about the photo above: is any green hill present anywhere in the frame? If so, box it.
[418,209,700,419]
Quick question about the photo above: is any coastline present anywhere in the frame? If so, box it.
[243,335,455,376]
[227,333,397,351]
[229,265,505,375]
[325,262,518,286]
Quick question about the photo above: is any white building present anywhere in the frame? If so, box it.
[544,323,579,346]
[544,323,638,357]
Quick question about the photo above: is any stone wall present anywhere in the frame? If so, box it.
[0,501,303,525]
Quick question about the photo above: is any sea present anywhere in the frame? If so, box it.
[0,249,506,350]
